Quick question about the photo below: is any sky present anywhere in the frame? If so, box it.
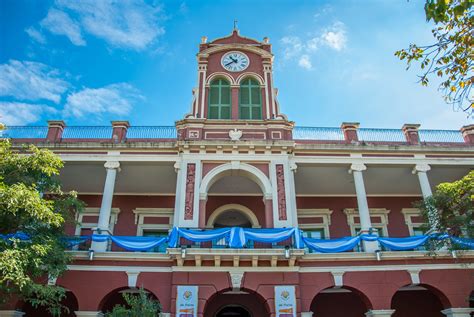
[0,0,472,129]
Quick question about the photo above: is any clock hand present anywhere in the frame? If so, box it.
[224,61,235,67]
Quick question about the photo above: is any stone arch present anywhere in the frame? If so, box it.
[200,162,272,199]
[310,285,373,317]
[203,287,271,317]
[206,72,236,85]
[18,288,79,317]
[98,286,161,314]
[236,72,265,86]
[207,203,260,228]
[390,283,451,317]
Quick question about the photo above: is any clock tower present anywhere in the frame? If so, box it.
[176,28,294,142]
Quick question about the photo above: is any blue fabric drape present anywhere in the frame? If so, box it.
[3,227,473,252]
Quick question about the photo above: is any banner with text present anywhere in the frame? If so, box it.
[275,286,296,317]
[176,286,198,317]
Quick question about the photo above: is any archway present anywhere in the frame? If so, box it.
[216,305,251,317]
[99,287,160,315]
[208,204,260,228]
[310,286,371,317]
[204,289,270,317]
[20,290,78,317]
[391,284,449,317]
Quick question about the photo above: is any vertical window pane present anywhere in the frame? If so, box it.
[240,107,250,119]
[210,87,219,104]
[220,106,231,119]
[252,106,261,120]
[209,106,219,119]
[221,86,230,104]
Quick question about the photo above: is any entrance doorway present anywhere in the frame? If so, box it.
[216,305,252,317]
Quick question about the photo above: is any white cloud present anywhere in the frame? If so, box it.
[36,0,165,50]
[40,8,86,46]
[321,22,347,51]
[280,36,303,59]
[64,83,144,118]
[0,60,69,104]
[25,27,47,44]
[280,21,347,70]
[298,55,313,70]
[0,102,56,125]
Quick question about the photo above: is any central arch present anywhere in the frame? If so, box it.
[204,288,270,317]
[200,163,272,199]
[207,204,260,228]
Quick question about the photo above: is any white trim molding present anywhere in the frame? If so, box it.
[297,209,333,238]
[344,208,390,237]
[133,208,174,236]
[401,208,425,236]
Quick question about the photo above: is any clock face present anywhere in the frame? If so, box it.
[221,51,249,72]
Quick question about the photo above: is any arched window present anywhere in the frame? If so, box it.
[239,78,262,120]
[208,78,231,119]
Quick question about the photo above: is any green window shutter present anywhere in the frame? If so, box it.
[208,78,231,119]
[239,78,262,120]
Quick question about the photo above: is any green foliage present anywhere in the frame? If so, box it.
[415,171,474,250]
[105,288,162,317]
[0,134,84,315]
[395,0,473,116]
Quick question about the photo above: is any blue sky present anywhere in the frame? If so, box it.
[0,0,472,129]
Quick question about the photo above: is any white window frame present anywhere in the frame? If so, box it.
[402,208,426,236]
[297,209,333,238]
[74,208,120,250]
[343,208,390,237]
[133,208,174,236]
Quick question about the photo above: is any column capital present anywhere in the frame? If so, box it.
[412,163,431,174]
[104,161,120,170]
[289,162,298,173]
[441,308,474,317]
[365,310,395,317]
[349,163,367,173]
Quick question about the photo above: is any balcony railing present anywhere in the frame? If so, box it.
[62,126,113,139]
[418,129,465,143]
[1,126,48,139]
[1,125,469,144]
[358,128,406,142]
[127,126,177,139]
[293,127,345,140]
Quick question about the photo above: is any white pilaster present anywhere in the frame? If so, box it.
[75,312,104,317]
[365,310,395,317]
[349,163,378,252]
[173,160,184,227]
[0,311,25,317]
[126,270,140,288]
[301,312,313,317]
[91,161,120,252]
[441,308,474,317]
[413,164,432,198]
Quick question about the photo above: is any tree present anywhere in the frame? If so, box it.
[0,126,84,316]
[415,170,473,250]
[105,288,161,317]
[395,0,473,116]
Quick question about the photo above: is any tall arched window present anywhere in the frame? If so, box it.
[239,78,262,120]
[208,78,231,119]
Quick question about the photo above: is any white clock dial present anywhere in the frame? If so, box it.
[221,51,249,72]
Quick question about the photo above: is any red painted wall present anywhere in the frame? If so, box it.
[205,195,265,227]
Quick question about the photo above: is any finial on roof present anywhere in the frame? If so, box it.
[233,19,238,31]
[263,37,269,44]
[201,36,208,44]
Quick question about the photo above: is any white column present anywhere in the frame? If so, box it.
[0,311,25,317]
[365,310,395,317]
[91,161,120,252]
[441,308,474,317]
[301,312,313,317]
[349,163,378,252]
[412,164,440,231]
[75,312,104,317]
[413,164,432,198]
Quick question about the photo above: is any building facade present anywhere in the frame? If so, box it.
[2,30,474,317]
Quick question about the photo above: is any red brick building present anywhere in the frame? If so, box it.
[2,29,473,317]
